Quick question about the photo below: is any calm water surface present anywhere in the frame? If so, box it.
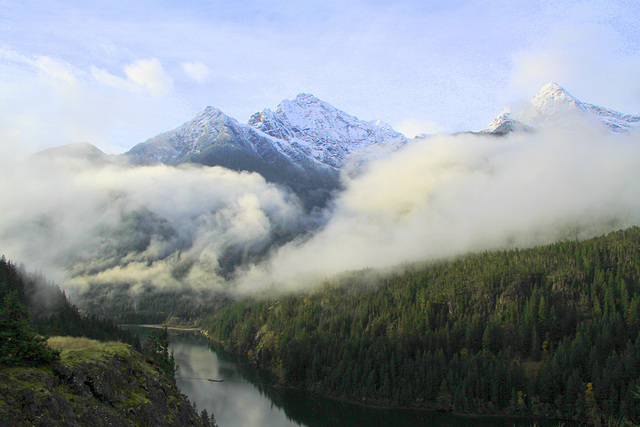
[128,327,571,427]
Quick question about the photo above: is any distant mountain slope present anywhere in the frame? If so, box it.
[202,226,640,424]
[481,108,534,135]
[482,83,640,134]
[248,93,406,168]
[125,94,408,209]
[31,141,115,166]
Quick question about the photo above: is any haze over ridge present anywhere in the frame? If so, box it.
[0,85,639,295]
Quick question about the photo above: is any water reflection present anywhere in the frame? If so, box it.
[167,332,300,427]
[127,327,571,427]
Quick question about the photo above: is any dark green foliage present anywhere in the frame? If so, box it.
[0,255,141,351]
[144,327,178,379]
[202,227,640,424]
[77,281,230,325]
[0,291,59,367]
[200,409,219,427]
[0,255,216,426]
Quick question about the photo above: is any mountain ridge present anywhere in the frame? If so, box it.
[127,93,407,170]
[125,93,409,209]
[483,82,640,134]
[35,84,639,207]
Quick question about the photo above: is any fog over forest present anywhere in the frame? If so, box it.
[1,117,639,295]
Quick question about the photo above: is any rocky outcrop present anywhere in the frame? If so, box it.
[0,339,214,426]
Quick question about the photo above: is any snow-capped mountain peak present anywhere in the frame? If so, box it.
[532,82,580,105]
[481,107,533,135]
[126,94,408,208]
[484,107,513,132]
[483,83,640,134]
[522,82,583,124]
[182,106,232,134]
[248,93,406,168]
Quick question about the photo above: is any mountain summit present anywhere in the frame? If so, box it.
[483,83,640,134]
[248,93,405,168]
[126,94,408,208]
[482,107,533,135]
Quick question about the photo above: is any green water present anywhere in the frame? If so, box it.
[127,327,572,427]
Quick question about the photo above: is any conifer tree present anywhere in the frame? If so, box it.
[0,291,59,367]
[144,327,178,378]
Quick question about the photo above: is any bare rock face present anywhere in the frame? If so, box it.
[0,341,214,426]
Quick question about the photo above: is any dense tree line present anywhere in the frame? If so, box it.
[144,327,178,379]
[78,282,230,324]
[0,256,140,352]
[0,290,59,368]
[0,256,218,426]
[202,227,640,424]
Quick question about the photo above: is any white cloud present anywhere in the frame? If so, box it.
[235,122,640,293]
[0,158,304,290]
[0,52,186,153]
[35,56,78,87]
[92,58,173,96]
[182,61,212,83]
[395,118,445,138]
[0,49,79,89]
[510,24,640,114]
[124,58,172,96]
[91,66,132,91]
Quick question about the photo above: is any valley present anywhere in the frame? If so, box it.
[200,227,640,424]
[2,83,640,426]
[4,2,640,426]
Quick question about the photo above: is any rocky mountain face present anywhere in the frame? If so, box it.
[0,338,214,426]
[481,108,534,135]
[482,83,640,134]
[247,93,406,168]
[39,84,639,207]
[125,94,408,209]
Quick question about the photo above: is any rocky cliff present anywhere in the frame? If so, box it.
[0,337,215,426]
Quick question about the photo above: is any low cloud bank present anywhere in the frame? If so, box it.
[0,156,304,292]
[1,119,638,296]
[234,122,640,292]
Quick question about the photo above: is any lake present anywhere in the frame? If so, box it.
[127,327,571,427]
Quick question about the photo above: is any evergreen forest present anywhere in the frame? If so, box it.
[202,227,640,425]
[0,255,141,367]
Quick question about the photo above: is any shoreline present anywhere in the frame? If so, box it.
[275,384,574,424]
[126,325,578,425]
[198,333,577,425]
[120,324,201,332]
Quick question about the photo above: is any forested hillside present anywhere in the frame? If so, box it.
[0,256,140,348]
[0,256,218,425]
[202,227,640,424]
[77,281,230,324]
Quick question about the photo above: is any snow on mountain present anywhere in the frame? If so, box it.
[482,107,533,135]
[523,82,583,123]
[128,94,407,171]
[581,103,640,133]
[247,93,407,168]
[482,83,640,134]
[125,94,408,209]
[125,106,287,165]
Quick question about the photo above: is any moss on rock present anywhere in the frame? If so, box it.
[0,337,214,426]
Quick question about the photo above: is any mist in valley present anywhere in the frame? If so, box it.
[1,117,639,299]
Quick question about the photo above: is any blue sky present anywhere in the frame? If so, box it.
[1,0,639,153]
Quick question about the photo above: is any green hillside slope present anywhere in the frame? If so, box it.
[202,227,640,424]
